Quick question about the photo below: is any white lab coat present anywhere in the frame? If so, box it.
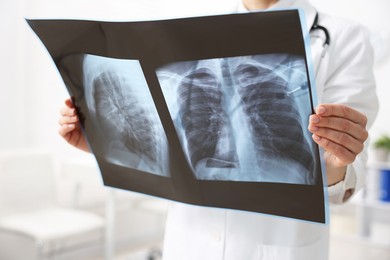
[162,1,379,259]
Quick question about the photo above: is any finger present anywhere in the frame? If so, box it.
[58,116,78,126]
[309,127,364,154]
[315,104,367,126]
[309,115,368,142]
[312,134,356,165]
[65,98,75,108]
[58,124,75,137]
[59,106,76,117]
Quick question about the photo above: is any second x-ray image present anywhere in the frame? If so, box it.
[156,54,320,185]
[83,54,170,177]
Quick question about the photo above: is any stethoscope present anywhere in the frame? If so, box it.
[310,11,330,56]
[283,11,330,97]
[310,11,330,76]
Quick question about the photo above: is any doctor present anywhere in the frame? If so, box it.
[58,0,378,259]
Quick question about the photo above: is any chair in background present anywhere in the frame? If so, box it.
[0,149,105,260]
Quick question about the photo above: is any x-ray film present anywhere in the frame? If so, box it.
[28,9,328,223]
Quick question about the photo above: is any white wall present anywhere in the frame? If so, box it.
[0,0,27,148]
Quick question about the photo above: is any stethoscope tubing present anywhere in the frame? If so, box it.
[310,11,330,77]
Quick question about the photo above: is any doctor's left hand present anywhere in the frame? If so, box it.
[308,104,368,186]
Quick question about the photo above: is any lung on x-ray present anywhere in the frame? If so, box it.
[156,54,319,185]
[83,54,170,177]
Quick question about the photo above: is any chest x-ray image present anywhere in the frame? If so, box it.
[27,9,327,223]
[156,54,320,185]
[83,54,170,177]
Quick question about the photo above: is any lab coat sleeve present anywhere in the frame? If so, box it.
[322,20,379,204]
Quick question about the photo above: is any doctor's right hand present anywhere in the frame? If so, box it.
[58,98,91,153]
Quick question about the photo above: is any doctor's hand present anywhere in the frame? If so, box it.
[308,104,368,186]
[58,98,91,153]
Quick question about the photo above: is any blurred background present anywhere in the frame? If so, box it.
[0,0,389,259]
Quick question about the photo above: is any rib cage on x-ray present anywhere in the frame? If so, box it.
[93,72,159,164]
[157,54,318,184]
[83,55,169,177]
[177,64,239,170]
[232,62,314,176]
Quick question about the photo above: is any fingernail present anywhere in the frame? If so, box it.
[313,134,321,141]
[310,115,320,123]
[68,124,75,128]
[317,106,326,114]
[309,125,318,131]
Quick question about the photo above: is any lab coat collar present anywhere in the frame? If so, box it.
[237,0,316,31]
